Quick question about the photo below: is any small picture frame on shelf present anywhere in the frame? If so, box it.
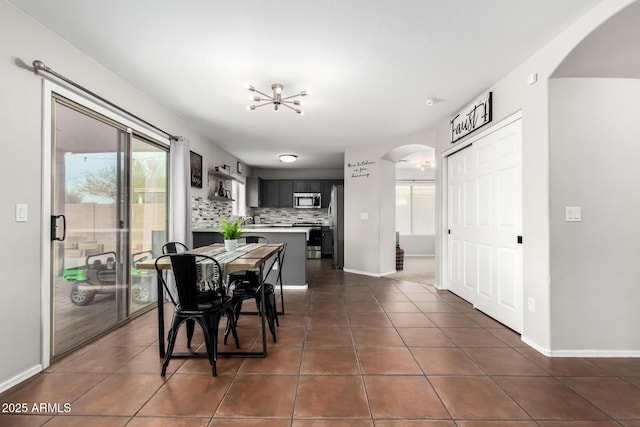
[237,161,242,175]
[190,151,202,188]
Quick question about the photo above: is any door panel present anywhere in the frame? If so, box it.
[129,135,168,313]
[447,118,522,332]
[463,241,476,293]
[51,98,168,358]
[477,244,492,298]
[498,248,518,309]
[51,100,128,357]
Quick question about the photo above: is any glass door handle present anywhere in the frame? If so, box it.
[50,214,66,241]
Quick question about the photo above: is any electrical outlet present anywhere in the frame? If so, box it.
[528,297,535,312]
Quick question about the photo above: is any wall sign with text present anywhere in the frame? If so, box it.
[348,160,376,179]
[450,92,492,143]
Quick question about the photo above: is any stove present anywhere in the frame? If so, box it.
[292,223,324,258]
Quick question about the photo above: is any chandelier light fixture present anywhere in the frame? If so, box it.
[245,83,309,115]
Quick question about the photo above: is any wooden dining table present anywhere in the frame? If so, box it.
[136,243,284,359]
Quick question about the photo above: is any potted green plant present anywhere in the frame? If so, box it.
[218,218,245,252]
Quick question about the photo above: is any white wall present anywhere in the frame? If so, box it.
[343,146,397,275]
[433,0,637,353]
[549,78,640,353]
[399,236,435,256]
[0,0,244,391]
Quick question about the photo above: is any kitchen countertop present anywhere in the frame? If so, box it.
[193,226,315,233]
[192,226,322,239]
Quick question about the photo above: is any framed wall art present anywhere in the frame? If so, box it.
[190,151,203,188]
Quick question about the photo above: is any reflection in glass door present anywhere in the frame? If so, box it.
[130,136,168,314]
[50,97,167,357]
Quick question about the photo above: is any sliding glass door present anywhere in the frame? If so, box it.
[50,96,167,357]
[130,135,168,314]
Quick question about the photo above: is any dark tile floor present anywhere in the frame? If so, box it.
[2,258,640,426]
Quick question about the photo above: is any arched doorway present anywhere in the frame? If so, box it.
[382,144,436,285]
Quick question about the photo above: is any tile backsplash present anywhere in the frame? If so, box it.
[249,207,330,225]
[191,197,232,229]
[191,198,331,229]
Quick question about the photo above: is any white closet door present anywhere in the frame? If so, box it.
[447,144,476,303]
[447,118,523,332]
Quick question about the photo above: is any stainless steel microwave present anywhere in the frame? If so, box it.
[293,192,321,208]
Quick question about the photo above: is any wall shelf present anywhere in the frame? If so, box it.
[208,169,237,185]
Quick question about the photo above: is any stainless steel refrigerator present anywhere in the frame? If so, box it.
[330,184,344,268]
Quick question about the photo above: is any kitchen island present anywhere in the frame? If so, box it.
[193,226,310,288]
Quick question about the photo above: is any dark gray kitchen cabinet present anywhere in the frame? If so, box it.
[294,180,322,193]
[321,226,333,257]
[279,180,294,208]
[308,180,322,193]
[294,180,308,192]
[246,176,262,207]
[321,179,344,208]
[263,180,280,207]
[321,180,334,208]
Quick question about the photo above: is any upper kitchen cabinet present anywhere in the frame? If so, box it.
[249,178,344,208]
[258,179,295,208]
[321,179,344,208]
[246,176,262,207]
[294,180,322,193]
[279,180,294,208]
[263,180,280,207]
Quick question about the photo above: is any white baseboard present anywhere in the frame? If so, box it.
[548,349,640,357]
[282,284,308,290]
[0,364,43,394]
[520,336,640,358]
[521,336,552,356]
[343,268,396,277]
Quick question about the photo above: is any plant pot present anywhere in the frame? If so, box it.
[224,239,238,252]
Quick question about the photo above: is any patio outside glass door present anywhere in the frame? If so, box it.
[129,135,168,314]
[50,96,167,358]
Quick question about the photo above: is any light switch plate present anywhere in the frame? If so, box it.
[565,206,581,222]
[16,204,28,222]
[360,212,369,220]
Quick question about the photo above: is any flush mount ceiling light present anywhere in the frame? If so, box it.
[279,154,298,163]
[245,83,309,115]
[417,161,433,171]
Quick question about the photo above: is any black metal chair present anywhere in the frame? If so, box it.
[162,241,189,254]
[155,253,239,376]
[227,235,269,286]
[239,235,269,245]
[226,238,284,344]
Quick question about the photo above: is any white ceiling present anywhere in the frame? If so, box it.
[11,0,605,169]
